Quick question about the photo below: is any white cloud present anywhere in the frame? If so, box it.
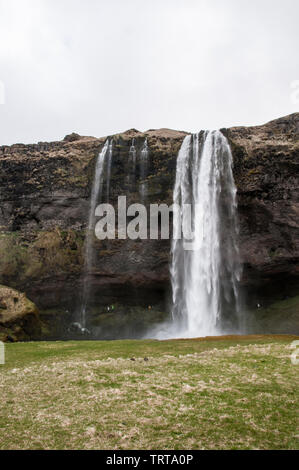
[0,0,298,144]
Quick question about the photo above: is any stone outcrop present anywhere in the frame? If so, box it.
[0,113,298,339]
[0,285,40,341]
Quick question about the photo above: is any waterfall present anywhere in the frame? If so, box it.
[106,139,113,202]
[79,139,110,329]
[170,130,242,338]
[139,138,149,203]
[130,138,137,168]
[128,138,137,188]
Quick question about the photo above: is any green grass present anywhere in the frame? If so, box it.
[0,335,298,450]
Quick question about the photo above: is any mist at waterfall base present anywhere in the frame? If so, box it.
[147,130,243,340]
[72,131,243,340]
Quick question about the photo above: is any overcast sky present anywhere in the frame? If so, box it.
[0,0,298,145]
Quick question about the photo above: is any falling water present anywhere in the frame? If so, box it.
[128,138,137,188]
[139,138,149,203]
[170,130,242,338]
[130,138,137,167]
[79,139,110,328]
[106,140,113,202]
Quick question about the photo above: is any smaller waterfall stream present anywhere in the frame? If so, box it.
[128,138,137,189]
[106,140,113,202]
[139,138,149,203]
[79,139,111,329]
[130,138,137,168]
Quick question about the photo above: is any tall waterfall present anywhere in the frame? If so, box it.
[80,139,111,328]
[170,130,242,338]
[139,138,149,203]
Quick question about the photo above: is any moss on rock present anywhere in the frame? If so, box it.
[0,285,41,342]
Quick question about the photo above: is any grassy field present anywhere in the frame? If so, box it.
[0,335,298,450]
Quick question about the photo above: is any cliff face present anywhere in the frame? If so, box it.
[0,114,298,338]
[225,114,299,302]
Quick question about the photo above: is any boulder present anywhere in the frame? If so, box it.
[0,285,41,342]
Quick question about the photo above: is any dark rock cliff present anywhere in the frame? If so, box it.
[225,114,299,302]
[0,114,298,339]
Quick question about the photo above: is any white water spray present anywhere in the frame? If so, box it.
[169,130,242,338]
